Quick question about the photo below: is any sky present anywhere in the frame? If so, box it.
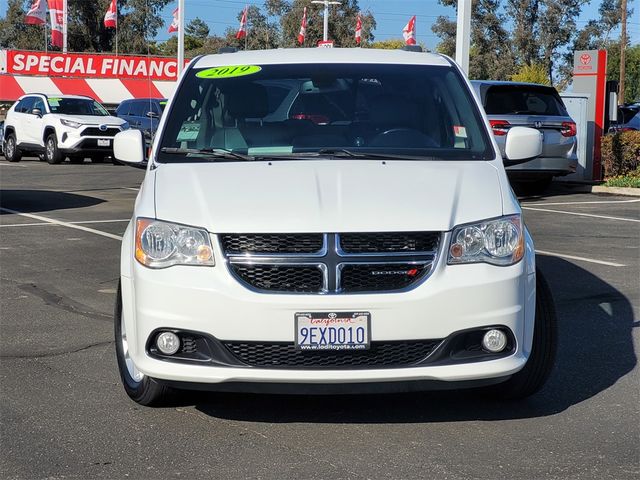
[1,0,639,50]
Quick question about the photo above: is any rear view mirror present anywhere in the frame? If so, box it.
[32,108,42,117]
[503,127,543,165]
[146,111,159,118]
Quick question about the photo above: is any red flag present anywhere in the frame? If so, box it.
[49,0,65,48]
[297,7,307,45]
[355,14,362,44]
[168,7,179,33]
[236,6,247,39]
[104,0,117,29]
[402,15,416,45]
[25,0,46,25]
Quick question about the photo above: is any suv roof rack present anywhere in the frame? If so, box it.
[401,45,423,53]
[218,47,238,54]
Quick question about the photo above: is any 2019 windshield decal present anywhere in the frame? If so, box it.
[195,65,262,79]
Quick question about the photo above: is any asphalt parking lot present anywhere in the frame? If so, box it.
[1,158,638,480]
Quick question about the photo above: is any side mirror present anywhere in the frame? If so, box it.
[114,129,146,165]
[32,108,42,117]
[503,126,543,165]
[146,111,159,118]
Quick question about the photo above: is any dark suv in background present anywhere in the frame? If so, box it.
[115,98,167,143]
[472,81,578,195]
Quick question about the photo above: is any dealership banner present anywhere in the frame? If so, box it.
[2,50,180,81]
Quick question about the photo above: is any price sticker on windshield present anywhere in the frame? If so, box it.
[196,65,262,79]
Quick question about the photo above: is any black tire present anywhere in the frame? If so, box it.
[68,156,84,164]
[114,281,174,406]
[45,133,63,164]
[4,133,22,162]
[91,155,105,163]
[486,269,557,399]
[512,177,552,197]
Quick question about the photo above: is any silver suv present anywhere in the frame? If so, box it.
[472,81,578,194]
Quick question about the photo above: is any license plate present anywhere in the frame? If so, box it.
[295,312,370,351]
[97,139,110,147]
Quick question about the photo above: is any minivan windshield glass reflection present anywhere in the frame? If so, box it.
[47,98,110,116]
[158,63,494,162]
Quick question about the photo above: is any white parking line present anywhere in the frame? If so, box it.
[536,249,626,267]
[522,206,640,223]
[522,199,640,206]
[0,208,123,240]
[0,219,129,228]
[0,163,27,167]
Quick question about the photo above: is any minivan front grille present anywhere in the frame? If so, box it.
[221,232,440,294]
[223,340,442,369]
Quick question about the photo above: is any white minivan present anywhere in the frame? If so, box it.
[113,47,556,406]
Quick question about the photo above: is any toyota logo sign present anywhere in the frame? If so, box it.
[580,54,591,65]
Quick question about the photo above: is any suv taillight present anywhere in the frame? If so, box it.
[561,121,577,137]
[489,120,510,136]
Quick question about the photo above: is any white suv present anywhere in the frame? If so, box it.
[113,48,557,406]
[3,94,128,164]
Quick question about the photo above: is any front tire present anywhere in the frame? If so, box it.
[114,281,173,406]
[487,269,557,399]
[45,134,63,164]
[4,134,22,162]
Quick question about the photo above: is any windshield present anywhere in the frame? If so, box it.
[48,98,109,116]
[158,63,494,162]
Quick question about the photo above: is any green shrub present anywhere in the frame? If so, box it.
[604,169,640,188]
[601,131,640,178]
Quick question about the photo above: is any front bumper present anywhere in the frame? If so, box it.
[120,231,537,388]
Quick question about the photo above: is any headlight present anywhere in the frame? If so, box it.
[135,218,215,268]
[60,119,82,128]
[448,215,524,266]
[120,122,130,130]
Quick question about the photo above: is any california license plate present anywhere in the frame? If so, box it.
[295,312,370,351]
[97,139,110,147]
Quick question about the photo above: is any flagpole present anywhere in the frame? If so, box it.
[44,13,48,53]
[245,6,248,51]
[62,0,67,53]
[177,0,184,76]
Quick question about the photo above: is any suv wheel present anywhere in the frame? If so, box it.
[485,269,557,399]
[45,134,63,164]
[115,281,174,406]
[4,134,22,162]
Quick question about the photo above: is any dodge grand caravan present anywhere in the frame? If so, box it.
[113,48,556,406]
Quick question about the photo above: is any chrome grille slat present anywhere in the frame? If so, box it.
[221,233,441,294]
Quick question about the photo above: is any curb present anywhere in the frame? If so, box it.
[591,185,640,197]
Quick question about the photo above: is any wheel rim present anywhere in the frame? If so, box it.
[7,138,14,157]
[120,312,144,382]
[46,139,54,159]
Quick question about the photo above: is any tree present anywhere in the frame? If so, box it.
[224,5,280,50]
[115,0,173,54]
[511,63,551,84]
[432,0,514,80]
[370,39,408,50]
[159,19,217,56]
[0,0,49,50]
[506,0,541,66]
[605,43,640,103]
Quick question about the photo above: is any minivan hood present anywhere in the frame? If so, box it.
[154,160,503,233]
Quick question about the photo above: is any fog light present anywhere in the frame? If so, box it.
[482,329,507,353]
[156,332,180,355]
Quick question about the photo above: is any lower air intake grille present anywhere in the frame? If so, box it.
[223,340,442,369]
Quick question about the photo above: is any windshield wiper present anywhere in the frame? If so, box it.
[160,147,253,162]
[254,149,425,161]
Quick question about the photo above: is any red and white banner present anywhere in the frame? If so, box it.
[168,7,179,33]
[104,0,117,29]
[4,51,180,81]
[355,14,362,44]
[297,7,307,45]
[49,0,65,48]
[236,6,247,39]
[25,0,47,25]
[402,15,416,46]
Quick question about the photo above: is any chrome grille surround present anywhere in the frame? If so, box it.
[221,232,441,294]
